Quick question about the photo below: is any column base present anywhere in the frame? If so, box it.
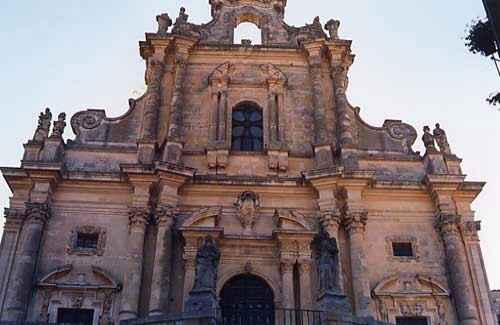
[317,291,352,315]
[119,310,138,322]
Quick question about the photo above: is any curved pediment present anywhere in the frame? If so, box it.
[274,209,311,231]
[38,264,121,290]
[373,274,448,297]
[182,206,223,228]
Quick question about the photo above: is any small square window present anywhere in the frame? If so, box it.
[76,232,99,250]
[396,317,428,325]
[392,242,414,257]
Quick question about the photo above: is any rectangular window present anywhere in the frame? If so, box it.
[396,316,428,325]
[76,233,99,250]
[57,308,94,325]
[392,242,414,257]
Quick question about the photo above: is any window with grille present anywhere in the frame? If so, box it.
[76,232,99,250]
[231,103,263,152]
[57,308,94,325]
[396,317,428,325]
[392,242,414,257]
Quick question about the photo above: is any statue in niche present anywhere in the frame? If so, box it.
[156,13,172,35]
[325,19,340,40]
[313,228,340,294]
[234,191,260,233]
[433,123,452,155]
[33,108,52,142]
[192,236,221,292]
[51,113,67,138]
[422,125,437,153]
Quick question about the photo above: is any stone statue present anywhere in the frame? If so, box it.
[422,126,437,153]
[33,108,52,142]
[433,123,452,155]
[325,19,340,40]
[156,13,172,35]
[51,113,67,138]
[314,228,340,294]
[192,236,220,292]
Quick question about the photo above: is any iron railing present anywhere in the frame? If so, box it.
[219,307,324,325]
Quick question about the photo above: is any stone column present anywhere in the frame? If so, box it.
[331,57,355,148]
[148,205,175,316]
[303,40,338,168]
[343,211,371,317]
[163,39,195,163]
[2,203,50,322]
[298,259,313,310]
[436,214,480,325]
[182,236,198,309]
[0,209,24,312]
[119,207,149,321]
[138,59,165,164]
[280,259,295,309]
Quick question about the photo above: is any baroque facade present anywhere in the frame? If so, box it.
[0,1,497,324]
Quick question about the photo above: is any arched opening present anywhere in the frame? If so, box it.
[234,22,262,45]
[231,102,263,152]
[220,274,275,325]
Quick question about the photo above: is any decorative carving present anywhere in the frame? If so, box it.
[156,13,172,35]
[208,62,235,87]
[176,7,189,25]
[260,63,287,87]
[66,225,107,256]
[325,19,340,40]
[422,125,437,153]
[463,220,481,241]
[33,108,52,142]
[70,110,106,134]
[72,296,84,308]
[313,227,341,294]
[399,302,425,316]
[50,113,67,138]
[192,236,221,292]
[234,191,260,233]
[100,291,114,325]
[24,202,51,225]
[145,59,165,87]
[433,123,452,155]
[39,289,52,322]
[320,209,342,235]
[384,120,418,153]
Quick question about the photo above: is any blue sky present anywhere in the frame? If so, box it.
[1,1,499,288]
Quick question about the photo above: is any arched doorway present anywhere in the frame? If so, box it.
[220,274,275,325]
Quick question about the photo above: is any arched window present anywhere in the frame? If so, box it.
[232,102,263,152]
[234,22,262,45]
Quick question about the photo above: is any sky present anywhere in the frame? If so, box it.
[0,1,499,288]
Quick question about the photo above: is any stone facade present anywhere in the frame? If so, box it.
[491,291,500,324]
[0,1,496,324]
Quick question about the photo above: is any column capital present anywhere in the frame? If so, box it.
[153,204,176,227]
[298,258,313,276]
[463,220,481,241]
[24,202,51,225]
[343,210,368,234]
[128,207,150,229]
[320,209,342,234]
[435,213,462,236]
[280,259,295,275]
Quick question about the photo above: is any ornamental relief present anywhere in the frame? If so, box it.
[234,191,260,233]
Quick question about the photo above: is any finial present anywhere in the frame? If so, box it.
[325,19,341,40]
[33,107,52,142]
[156,13,172,35]
[433,123,452,155]
[422,125,437,153]
[51,112,67,138]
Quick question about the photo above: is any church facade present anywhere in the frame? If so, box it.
[0,1,496,324]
